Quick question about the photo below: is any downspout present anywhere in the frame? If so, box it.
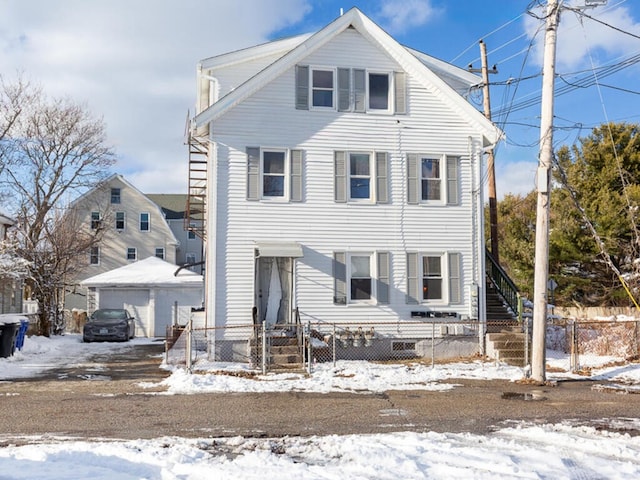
[470,136,486,355]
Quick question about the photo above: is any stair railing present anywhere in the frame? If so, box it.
[486,250,522,322]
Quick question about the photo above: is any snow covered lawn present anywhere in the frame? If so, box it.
[1,334,639,479]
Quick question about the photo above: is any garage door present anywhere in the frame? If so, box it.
[99,289,151,338]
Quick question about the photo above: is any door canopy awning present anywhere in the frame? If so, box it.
[254,241,303,258]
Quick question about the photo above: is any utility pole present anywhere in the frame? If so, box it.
[469,42,499,262]
[531,0,560,383]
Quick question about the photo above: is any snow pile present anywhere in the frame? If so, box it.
[0,423,639,479]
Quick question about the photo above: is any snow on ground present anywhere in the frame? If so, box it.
[1,334,640,479]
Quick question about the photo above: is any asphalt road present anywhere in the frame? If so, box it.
[1,342,639,442]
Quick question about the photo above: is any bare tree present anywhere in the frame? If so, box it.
[1,87,116,335]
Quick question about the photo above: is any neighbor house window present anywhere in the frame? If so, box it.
[407,154,459,205]
[188,222,196,240]
[334,151,388,203]
[110,188,121,204]
[311,68,334,108]
[185,253,196,264]
[155,247,165,259]
[246,148,303,202]
[90,212,101,230]
[406,252,461,304]
[139,213,150,231]
[115,212,125,231]
[127,247,137,261]
[333,251,390,305]
[89,246,100,265]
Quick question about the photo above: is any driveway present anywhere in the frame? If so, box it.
[1,341,639,442]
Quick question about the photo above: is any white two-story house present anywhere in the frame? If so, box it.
[190,8,502,361]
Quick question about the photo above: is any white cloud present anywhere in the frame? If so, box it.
[0,0,311,194]
[524,1,640,70]
[494,159,538,198]
[377,0,440,34]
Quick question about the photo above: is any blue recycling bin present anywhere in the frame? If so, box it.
[15,319,29,351]
[0,322,19,358]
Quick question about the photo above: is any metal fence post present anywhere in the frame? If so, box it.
[186,315,193,372]
[431,319,435,368]
[261,321,267,375]
[333,323,337,367]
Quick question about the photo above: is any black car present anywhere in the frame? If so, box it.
[83,309,136,342]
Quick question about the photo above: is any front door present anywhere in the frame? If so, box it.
[255,256,293,328]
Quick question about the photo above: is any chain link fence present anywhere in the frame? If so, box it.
[548,318,640,372]
[165,318,483,372]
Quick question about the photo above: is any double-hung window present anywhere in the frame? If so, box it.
[311,68,335,108]
[90,212,101,230]
[139,213,150,231]
[155,247,165,260]
[406,252,462,304]
[127,247,137,261]
[334,151,388,203]
[333,251,390,305]
[110,188,121,204]
[115,212,125,231]
[89,246,100,265]
[407,154,460,205]
[246,148,303,202]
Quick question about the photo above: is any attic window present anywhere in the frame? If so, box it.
[111,188,121,204]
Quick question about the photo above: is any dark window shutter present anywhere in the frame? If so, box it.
[448,252,461,304]
[333,251,347,304]
[295,65,309,110]
[247,147,260,200]
[377,252,390,304]
[353,69,366,113]
[446,156,460,205]
[394,71,407,114]
[290,149,303,202]
[406,252,419,304]
[337,68,351,111]
[334,151,347,203]
[407,153,419,205]
[376,152,388,204]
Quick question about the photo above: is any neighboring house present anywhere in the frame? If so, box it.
[0,212,23,314]
[190,8,502,361]
[81,256,203,338]
[146,194,204,274]
[65,174,179,311]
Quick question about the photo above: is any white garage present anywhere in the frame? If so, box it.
[81,256,204,338]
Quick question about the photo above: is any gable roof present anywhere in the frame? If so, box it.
[194,7,502,145]
[146,194,187,220]
[81,256,203,288]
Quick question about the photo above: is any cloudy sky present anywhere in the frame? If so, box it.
[2,0,640,197]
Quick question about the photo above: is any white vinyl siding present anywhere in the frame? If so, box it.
[208,27,484,331]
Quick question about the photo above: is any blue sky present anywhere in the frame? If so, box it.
[2,1,640,198]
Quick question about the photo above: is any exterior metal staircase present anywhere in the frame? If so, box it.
[485,251,529,366]
[185,130,208,240]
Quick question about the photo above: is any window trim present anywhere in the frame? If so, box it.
[366,70,393,114]
[115,211,125,231]
[406,252,462,305]
[348,253,375,305]
[126,247,137,261]
[89,246,100,265]
[420,155,444,204]
[310,66,336,110]
[335,151,388,204]
[407,154,460,206]
[421,254,444,302]
[110,187,121,204]
[348,152,373,202]
[139,212,150,232]
[260,148,289,200]
[90,211,101,230]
